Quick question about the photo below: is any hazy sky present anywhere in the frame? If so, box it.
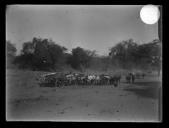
[6,5,158,55]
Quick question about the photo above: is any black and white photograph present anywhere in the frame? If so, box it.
[6,5,162,122]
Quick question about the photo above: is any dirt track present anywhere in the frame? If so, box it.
[6,70,161,122]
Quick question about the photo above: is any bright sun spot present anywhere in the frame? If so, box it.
[140,5,160,25]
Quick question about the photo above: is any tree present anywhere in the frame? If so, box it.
[135,39,161,74]
[109,38,161,72]
[67,47,95,71]
[13,37,67,71]
[13,53,34,69]
[7,40,17,57]
[13,40,36,69]
[47,41,67,69]
[109,39,138,69]
[6,41,17,68]
[149,39,161,76]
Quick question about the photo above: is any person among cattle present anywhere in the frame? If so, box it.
[131,72,135,83]
[126,72,135,84]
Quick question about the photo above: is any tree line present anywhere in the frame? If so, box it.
[6,37,161,75]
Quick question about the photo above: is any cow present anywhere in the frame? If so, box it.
[55,77,66,87]
[113,74,121,84]
[78,75,87,85]
[65,74,74,85]
[37,73,58,87]
[95,75,101,85]
[109,76,116,87]
[99,74,110,85]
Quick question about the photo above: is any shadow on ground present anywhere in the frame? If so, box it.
[123,81,161,100]
[134,81,161,87]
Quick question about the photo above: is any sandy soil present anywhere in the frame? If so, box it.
[6,70,162,122]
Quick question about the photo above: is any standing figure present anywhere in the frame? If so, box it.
[130,72,135,83]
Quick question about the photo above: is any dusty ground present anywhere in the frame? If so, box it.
[6,69,162,122]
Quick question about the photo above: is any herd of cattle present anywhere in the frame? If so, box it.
[37,71,146,87]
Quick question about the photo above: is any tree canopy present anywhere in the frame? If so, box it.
[109,38,161,73]
[13,37,67,71]
[6,41,17,68]
[12,37,161,73]
[7,41,17,57]
[67,47,96,71]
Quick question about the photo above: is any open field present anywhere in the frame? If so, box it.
[6,69,162,122]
